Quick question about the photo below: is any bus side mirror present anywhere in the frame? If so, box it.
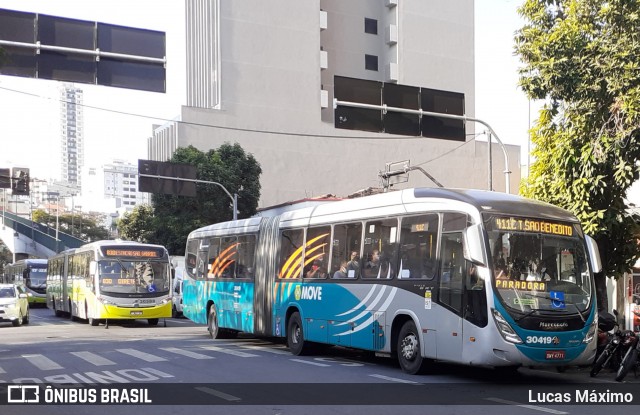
[585,235,602,273]
[464,224,487,266]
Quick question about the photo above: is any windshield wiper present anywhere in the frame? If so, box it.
[522,292,586,323]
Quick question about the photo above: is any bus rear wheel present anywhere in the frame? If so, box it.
[207,305,221,339]
[397,320,427,375]
[287,312,308,356]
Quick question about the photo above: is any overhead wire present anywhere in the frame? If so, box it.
[1,84,487,168]
[1,85,432,141]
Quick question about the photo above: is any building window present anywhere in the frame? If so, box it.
[364,18,378,35]
[365,54,378,71]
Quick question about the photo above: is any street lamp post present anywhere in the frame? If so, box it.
[77,205,82,238]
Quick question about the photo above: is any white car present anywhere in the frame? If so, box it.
[0,284,30,326]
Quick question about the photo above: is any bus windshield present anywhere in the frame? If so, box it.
[486,216,593,314]
[98,260,170,295]
[26,267,47,291]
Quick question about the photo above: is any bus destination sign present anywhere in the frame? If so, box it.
[103,248,162,258]
[493,217,573,236]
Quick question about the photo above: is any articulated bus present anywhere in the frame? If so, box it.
[46,240,173,326]
[182,188,602,374]
[4,259,48,305]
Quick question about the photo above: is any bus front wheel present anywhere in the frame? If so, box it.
[148,319,159,326]
[397,320,427,375]
[287,312,308,356]
[207,305,221,339]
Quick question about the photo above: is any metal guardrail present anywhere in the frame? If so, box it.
[1,210,85,253]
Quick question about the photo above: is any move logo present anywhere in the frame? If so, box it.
[294,285,323,301]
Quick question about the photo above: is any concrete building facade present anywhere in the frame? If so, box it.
[103,160,148,211]
[148,0,520,208]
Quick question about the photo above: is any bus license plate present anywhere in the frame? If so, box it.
[545,350,565,360]
[130,311,143,316]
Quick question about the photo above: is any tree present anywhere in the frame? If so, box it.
[32,209,110,242]
[118,143,262,255]
[118,204,156,243]
[0,240,12,276]
[515,0,640,310]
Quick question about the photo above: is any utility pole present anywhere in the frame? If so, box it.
[334,99,512,194]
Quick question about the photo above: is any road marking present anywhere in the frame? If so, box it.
[369,374,419,384]
[195,386,241,402]
[0,366,5,374]
[199,345,258,358]
[290,359,330,367]
[71,351,116,366]
[23,354,63,370]
[238,345,290,355]
[485,397,569,414]
[140,367,174,378]
[116,348,167,362]
[159,347,215,359]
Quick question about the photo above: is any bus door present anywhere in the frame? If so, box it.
[436,230,465,362]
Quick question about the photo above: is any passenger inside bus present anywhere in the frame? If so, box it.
[346,251,360,278]
[332,261,348,279]
[304,256,327,278]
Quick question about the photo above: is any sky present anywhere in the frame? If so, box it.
[0,0,543,210]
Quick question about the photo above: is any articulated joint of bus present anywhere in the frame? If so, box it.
[491,308,523,344]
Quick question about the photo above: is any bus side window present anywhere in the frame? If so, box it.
[362,218,398,279]
[331,222,362,279]
[304,226,330,279]
[236,234,256,279]
[279,229,304,279]
[398,214,439,279]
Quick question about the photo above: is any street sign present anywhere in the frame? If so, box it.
[138,159,197,197]
[0,168,10,189]
[10,167,29,195]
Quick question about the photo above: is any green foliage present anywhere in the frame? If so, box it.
[516,0,640,282]
[32,209,110,242]
[117,143,262,255]
[0,240,12,276]
[118,204,155,243]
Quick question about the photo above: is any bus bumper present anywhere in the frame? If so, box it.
[100,302,172,319]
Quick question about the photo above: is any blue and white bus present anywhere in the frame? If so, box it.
[4,259,48,305]
[182,188,601,374]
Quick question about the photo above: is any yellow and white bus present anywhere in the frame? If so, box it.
[46,240,172,326]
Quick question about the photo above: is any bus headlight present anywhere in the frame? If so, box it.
[492,309,523,344]
[97,297,116,305]
[583,322,597,344]
[161,298,170,304]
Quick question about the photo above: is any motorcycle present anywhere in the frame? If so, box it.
[591,310,630,377]
[615,310,640,382]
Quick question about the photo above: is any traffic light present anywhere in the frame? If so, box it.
[11,167,30,196]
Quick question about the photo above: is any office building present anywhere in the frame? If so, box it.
[148,0,520,208]
[59,83,84,190]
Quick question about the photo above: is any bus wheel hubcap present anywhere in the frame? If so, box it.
[401,334,418,360]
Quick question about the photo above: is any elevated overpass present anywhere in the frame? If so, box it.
[1,210,85,260]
